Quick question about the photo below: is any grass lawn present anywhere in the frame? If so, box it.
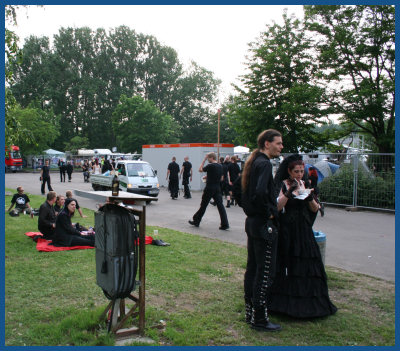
[4,189,395,346]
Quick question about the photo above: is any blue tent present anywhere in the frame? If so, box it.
[305,163,324,183]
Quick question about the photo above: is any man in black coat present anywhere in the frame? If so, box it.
[180,156,193,199]
[166,157,180,199]
[66,161,74,182]
[40,159,54,195]
[58,159,66,182]
[189,152,229,230]
[38,191,57,240]
[241,129,283,332]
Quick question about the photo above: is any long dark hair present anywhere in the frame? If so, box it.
[274,154,303,194]
[242,129,282,192]
[61,198,76,217]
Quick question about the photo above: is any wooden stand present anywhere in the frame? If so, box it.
[74,190,156,336]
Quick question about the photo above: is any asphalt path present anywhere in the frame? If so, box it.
[5,171,395,282]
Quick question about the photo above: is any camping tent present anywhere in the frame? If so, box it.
[43,149,65,156]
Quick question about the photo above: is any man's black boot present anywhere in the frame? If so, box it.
[226,200,230,208]
[251,306,281,332]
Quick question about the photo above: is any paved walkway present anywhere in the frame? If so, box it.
[4,171,395,281]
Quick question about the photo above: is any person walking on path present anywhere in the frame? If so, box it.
[189,152,229,230]
[167,157,180,199]
[58,158,66,182]
[241,129,283,332]
[66,161,73,182]
[40,159,54,195]
[180,156,193,199]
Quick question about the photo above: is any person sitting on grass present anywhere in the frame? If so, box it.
[52,198,95,247]
[54,195,65,216]
[38,191,57,240]
[8,186,32,215]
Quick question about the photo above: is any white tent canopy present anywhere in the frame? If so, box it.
[43,148,65,156]
[234,146,250,154]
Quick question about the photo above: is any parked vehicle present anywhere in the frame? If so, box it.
[90,160,160,198]
[5,145,23,173]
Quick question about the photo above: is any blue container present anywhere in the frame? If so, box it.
[313,231,326,265]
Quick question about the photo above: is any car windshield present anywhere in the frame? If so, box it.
[11,152,21,158]
[127,163,155,177]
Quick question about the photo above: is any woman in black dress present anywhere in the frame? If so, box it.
[53,198,95,247]
[268,154,337,318]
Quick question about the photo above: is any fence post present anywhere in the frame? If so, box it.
[352,152,359,208]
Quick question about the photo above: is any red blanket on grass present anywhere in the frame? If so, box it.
[25,232,154,252]
[25,232,94,252]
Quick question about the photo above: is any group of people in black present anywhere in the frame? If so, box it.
[166,156,193,199]
[37,190,94,247]
[57,159,74,183]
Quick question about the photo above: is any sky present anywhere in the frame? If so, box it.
[11,5,305,104]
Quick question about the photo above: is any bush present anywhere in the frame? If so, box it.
[319,163,395,209]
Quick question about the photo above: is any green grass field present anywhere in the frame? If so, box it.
[4,189,395,346]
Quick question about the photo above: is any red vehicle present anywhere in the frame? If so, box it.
[5,145,23,173]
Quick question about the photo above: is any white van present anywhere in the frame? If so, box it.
[90,160,159,198]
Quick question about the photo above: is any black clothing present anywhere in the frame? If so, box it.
[42,165,51,179]
[41,165,53,194]
[11,193,30,209]
[203,163,222,186]
[38,201,56,240]
[53,210,94,247]
[168,161,180,198]
[268,183,337,318]
[191,163,229,227]
[241,153,278,219]
[82,163,90,182]
[242,152,278,315]
[54,203,63,215]
[221,161,230,196]
[58,160,66,182]
[228,162,241,184]
[182,161,192,198]
[66,163,73,181]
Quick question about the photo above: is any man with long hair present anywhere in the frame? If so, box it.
[241,129,283,332]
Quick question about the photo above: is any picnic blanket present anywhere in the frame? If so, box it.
[25,232,94,252]
[25,232,155,252]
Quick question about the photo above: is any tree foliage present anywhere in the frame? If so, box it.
[5,5,23,147]
[226,11,329,152]
[112,95,179,153]
[304,5,395,153]
[9,105,59,155]
[10,25,220,151]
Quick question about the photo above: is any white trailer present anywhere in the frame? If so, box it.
[142,143,235,191]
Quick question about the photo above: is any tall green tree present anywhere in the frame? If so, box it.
[10,25,220,149]
[5,5,24,147]
[227,11,329,152]
[112,95,179,153]
[9,105,59,155]
[304,5,395,153]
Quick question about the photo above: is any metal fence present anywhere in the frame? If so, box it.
[281,152,395,212]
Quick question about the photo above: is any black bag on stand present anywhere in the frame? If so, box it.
[95,203,139,300]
